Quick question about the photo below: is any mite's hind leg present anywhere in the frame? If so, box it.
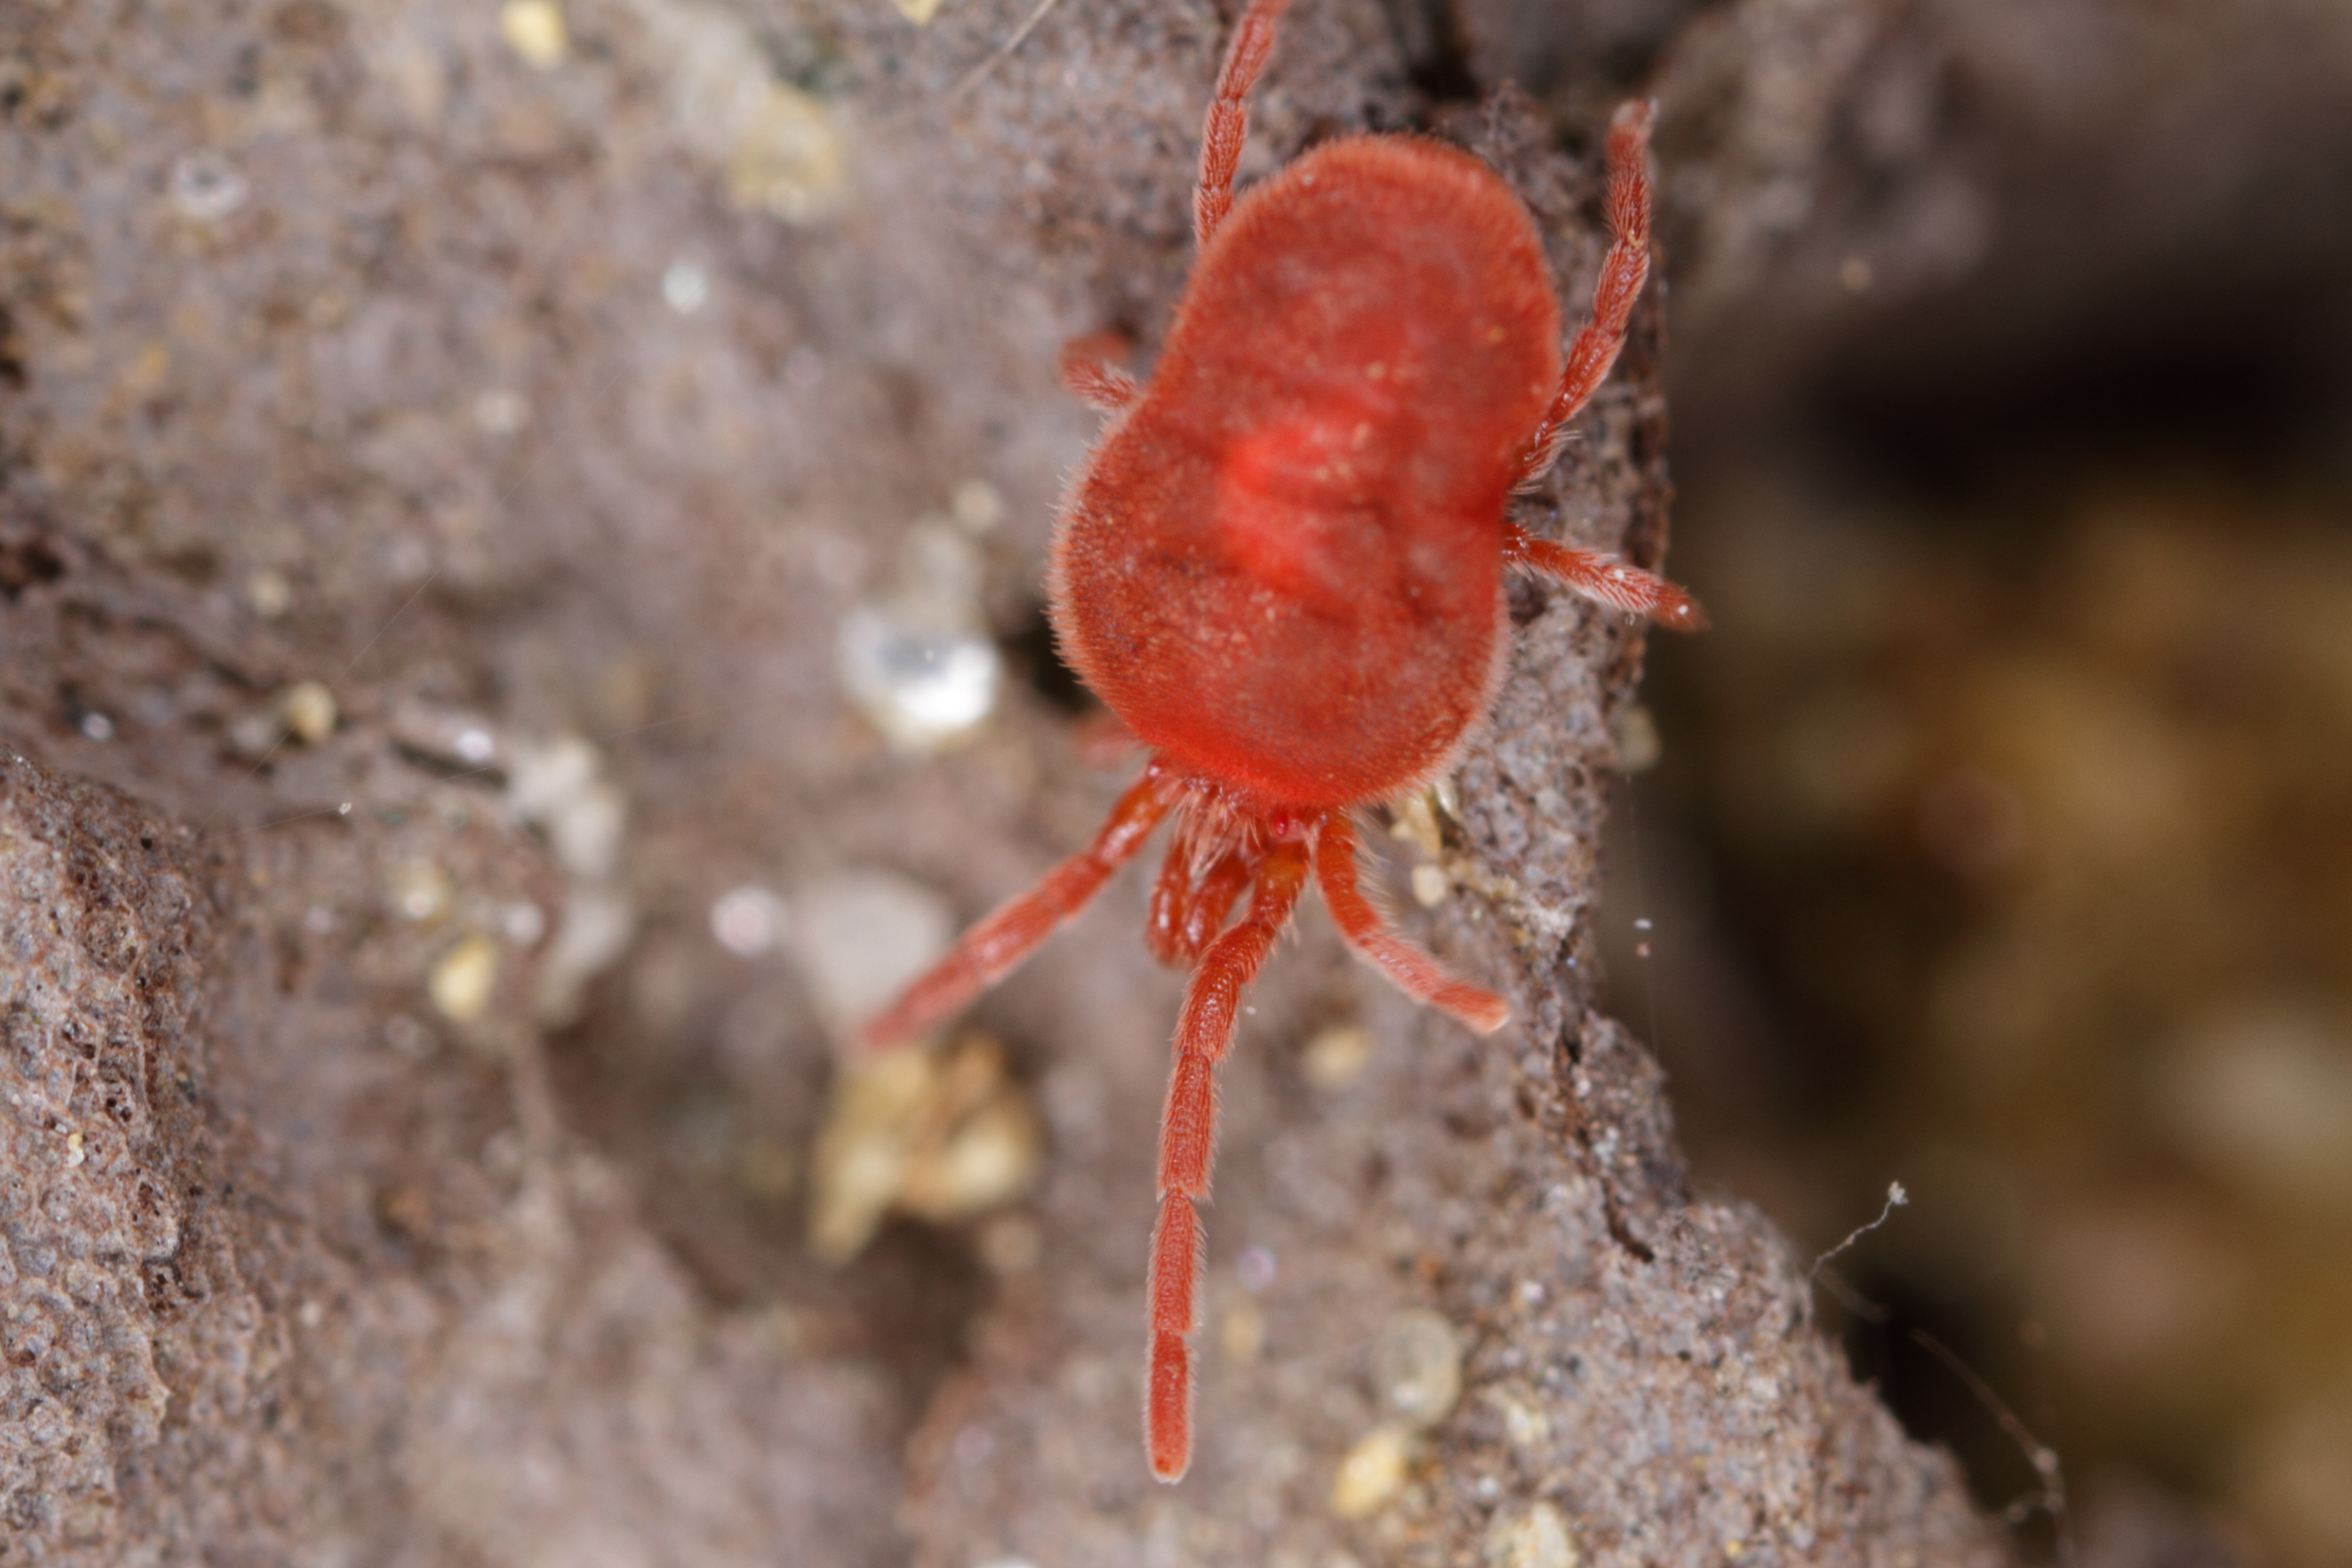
[862,767,1173,1049]
[1516,101,1656,488]
[1502,521,1707,633]
[1059,330,1140,413]
[1311,814,1509,1033]
[1144,838,1309,1482]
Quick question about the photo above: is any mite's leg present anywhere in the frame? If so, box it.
[1145,838,1310,1482]
[1194,0,1291,248]
[861,768,1174,1049]
[1059,330,1140,413]
[1502,521,1708,633]
[1145,848,1199,966]
[1311,814,1510,1032]
[1146,843,1255,967]
[1177,849,1255,964]
[1515,101,1655,489]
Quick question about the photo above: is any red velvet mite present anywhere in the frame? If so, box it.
[864,0,1704,1482]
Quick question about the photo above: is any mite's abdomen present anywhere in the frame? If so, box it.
[1052,136,1563,807]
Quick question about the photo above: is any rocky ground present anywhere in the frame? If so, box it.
[7,0,2342,1562]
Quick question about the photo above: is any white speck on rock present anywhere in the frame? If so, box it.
[711,885,789,956]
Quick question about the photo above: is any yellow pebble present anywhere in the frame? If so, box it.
[726,84,846,223]
[1329,1422,1413,1519]
[428,934,500,1023]
[1484,1502,1577,1568]
[1302,1023,1374,1092]
[890,0,943,21]
[282,680,337,744]
[248,569,291,619]
[499,0,568,68]
[1389,789,1445,856]
[1219,1299,1266,1365]
[896,1093,1043,1220]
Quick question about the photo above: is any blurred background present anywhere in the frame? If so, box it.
[1607,0,2352,1558]
[4,0,2349,1561]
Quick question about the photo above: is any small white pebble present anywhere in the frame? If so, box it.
[472,387,529,434]
[1374,1308,1464,1428]
[386,535,432,580]
[533,887,636,1025]
[838,607,1000,750]
[454,727,497,766]
[548,783,625,881]
[499,0,568,67]
[298,1299,325,1329]
[787,870,952,1041]
[169,153,248,221]
[1410,862,1450,907]
[501,900,546,946]
[1235,1244,1277,1292]
[951,478,1005,533]
[78,712,114,741]
[229,713,276,760]
[248,569,292,619]
[63,1131,85,1169]
[710,884,788,956]
[661,261,710,314]
[1482,1386,1551,1449]
[390,862,451,923]
[1485,1501,1577,1568]
[506,735,600,820]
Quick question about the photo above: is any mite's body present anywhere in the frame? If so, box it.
[866,0,1701,1482]
[1055,137,1561,805]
